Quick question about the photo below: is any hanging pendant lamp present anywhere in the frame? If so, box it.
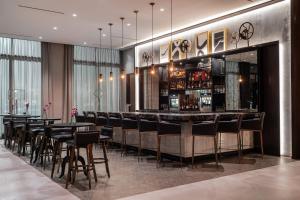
[120,17,125,80]
[109,23,113,81]
[134,10,139,76]
[150,2,155,75]
[169,0,174,72]
[98,28,103,82]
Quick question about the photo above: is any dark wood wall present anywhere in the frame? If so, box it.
[258,43,280,156]
[291,0,300,159]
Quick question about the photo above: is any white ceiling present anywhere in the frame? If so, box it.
[0,0,269,48]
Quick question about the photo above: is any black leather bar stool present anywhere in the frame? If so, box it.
[92,127,112,178]
[217,114,242,159]
[191,114,219,167]
[75,113,86,123]
[65,131,99,189]
[137,114,158,161]
[121,113,139,156]
[240,112,266,158]
[96,112,108,127]
[157,115,182,167]
[50,127,73,178]
[108,112,122,147]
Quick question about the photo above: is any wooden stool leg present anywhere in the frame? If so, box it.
[86,146,92,189]
[179,135,182,167]
[156,135,161,168]
[214,135,219,166]
[192,136,195,168]
[51,141,58,178]
[89,145,97,182]
[260,131,264,158]
[66,146,74,189]
[138,132,142,162]
[102,142,110,178]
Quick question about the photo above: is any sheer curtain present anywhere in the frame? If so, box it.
[73,46,120,113]
[0,37,41,136]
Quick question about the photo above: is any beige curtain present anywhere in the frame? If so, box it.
[41,42,73,122]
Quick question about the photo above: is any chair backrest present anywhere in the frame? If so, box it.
[86,111,96,123]
[121,113,138,129]
[260,112,266,130]
[138,114,158,132]
[97,112,108,118]
[218,114,242,133]
[192,114,219,136]
[108,112,122,127]
[75,114,86,123]
[75,131,100,147]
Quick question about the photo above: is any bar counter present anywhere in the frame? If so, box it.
[110,111,254,158]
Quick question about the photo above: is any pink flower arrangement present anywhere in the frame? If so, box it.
[71,106,78,117]
[43,102,52,118]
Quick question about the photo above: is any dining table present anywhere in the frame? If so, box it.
[50,122,96,178]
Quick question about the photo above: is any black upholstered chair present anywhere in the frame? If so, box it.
[137,114,159,161]
[66,131,99,189]
[241,112,266,158]
[157,115,182,167]
[217,114,242,159]
[96,112,108,127]
[108,112,122,127]
[121,113,139,155]
[191,114,219,167]
[75,113,86,123]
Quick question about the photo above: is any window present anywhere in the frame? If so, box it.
[0,37,41,136]
[73,46,120,113]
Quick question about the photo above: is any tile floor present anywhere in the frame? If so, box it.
[119,160,300,200]
[2,142,295,200]
[0,145,79,200]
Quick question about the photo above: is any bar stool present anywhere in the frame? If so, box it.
[240,112,265,158]
[50,127,73,178]
[92,127,112,178]
[75,113,86,123]
[65,131,99,189]
[218,114,242,159]
[96,112,108,127]
[121,113,139,156]
[191,114,219,167]
[137,114,158,161]
[157,115,182,167]
[108,112,122,147]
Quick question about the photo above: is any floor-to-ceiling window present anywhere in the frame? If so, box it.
[0,37,41,136]
[73,46,120,113]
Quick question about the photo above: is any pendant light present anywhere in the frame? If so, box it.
[109,23,113,81]
[120,17,125,80]
[169,0,174,72]
[134,10,139,76]
[98,28,103,82]
[150,2,155,75]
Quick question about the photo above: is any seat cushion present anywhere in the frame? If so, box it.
[101,127,113,138]
[108,117,122,127]
[99,135,111,141]
[52,133,73,142]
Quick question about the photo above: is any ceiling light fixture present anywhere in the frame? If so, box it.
[134,10,139,77]
[98,28,103,83]
[109,23,113,81]
[38,36,43,40]
[127,23,131,26]
[102,33,106,37]
[120,17,126,80]
[150,2,155,75]
[72,13,77,17]
[160,8,165,12]
[83,42,87,45]
[53,26,58,30]
[169,0,174,72]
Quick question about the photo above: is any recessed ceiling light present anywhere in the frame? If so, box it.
[160,8,165,12]
[53,26,58,30]
[72,13,77,17]
[126,23,131,26]
[102,33,106,37]
[83,42,87,45]
[38,36,43,40]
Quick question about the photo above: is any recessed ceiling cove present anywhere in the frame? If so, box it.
[0,0,270,48]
